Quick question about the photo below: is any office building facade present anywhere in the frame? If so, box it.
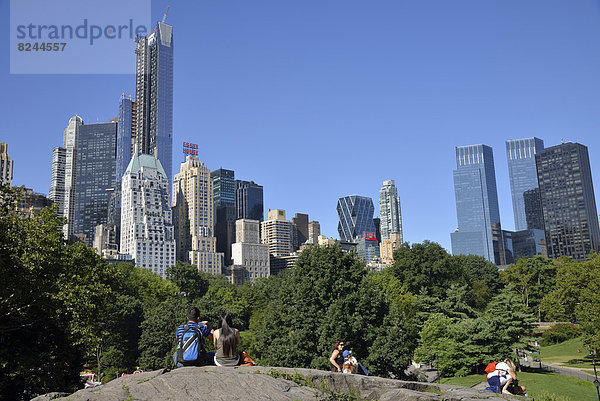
[120,153,175,277]
[73,122,117,246]
[380,232,403,266]
[49,147,66,214]
[450,144,502,263]
[291,213,309,250]
[212,169,237,265]
[523,188,545,230]
[116,93,137,182]
[236,180,264,222]
[231,219,270,284]
[506,138,544,231]
[308,220,321,245]
[61,116,84,238]
[0,143,13,187]
[356,232,380,264]
[379,180,403,242]
[261,209,293,257]
[536,142,600,260]
[16,188,52,216]
[337,195,376,242]
[135,21,174,188]
[172,156,223,275]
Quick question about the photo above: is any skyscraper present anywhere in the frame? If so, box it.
[49,147,66,217]
[261,209,293,257]
[73,121,118,246]
[236,180,264,222]
[172,156,223,275]
[135,21,173,187]
[356,232,380,264]
[380,232,403,266]
[0,143,14,187]
[506,138,544,231]
[231,219,270,284]
[61,116,84,238]
[536,142,600,260]
[116,93,137,182]
[523,188,544,230]
[291,213,309,250]
[212,169,236,265]
[120,152,175,277]
[308,220,321,245]
[379,180,403,242]
[337,195,375,242]
[450,144,502,263]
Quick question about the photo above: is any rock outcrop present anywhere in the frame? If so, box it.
[32,366,515,401]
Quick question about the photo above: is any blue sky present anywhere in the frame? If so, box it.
[2,0,600,251]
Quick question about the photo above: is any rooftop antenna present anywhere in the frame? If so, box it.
[162,6,170,23]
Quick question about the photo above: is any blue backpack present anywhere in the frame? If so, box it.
[176,324,206,366]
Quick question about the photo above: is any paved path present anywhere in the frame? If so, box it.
[519,358,598,383]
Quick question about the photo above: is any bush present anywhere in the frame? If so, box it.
[541,323,582,346]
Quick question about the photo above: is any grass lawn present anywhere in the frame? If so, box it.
[442,371,596,401]
[538,337,597,370]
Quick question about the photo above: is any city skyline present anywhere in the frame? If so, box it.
[3,1,600,252]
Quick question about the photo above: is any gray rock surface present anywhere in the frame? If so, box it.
[31,366,518,401]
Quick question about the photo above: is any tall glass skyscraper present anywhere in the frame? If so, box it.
[135,21,173,188]
[379,180,403,242]
[73,121,118,246]
[116,93,136,182]
[450,144,501,263]
[506,137,544,231]
[536,142,600,260]
[212,169,237,265]
[337,195,376,242]
[236,180,264,222]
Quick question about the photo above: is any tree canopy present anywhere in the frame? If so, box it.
[2,185,599,398]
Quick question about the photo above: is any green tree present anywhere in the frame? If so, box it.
[577,266,600,351]
[138,298,187,370]
[116,262,178,308]
[413,314,469,376]
[0,188,81,399]
[453,254,501,310]
[501,255,556,321]
[482,289,535,352]
[389,241,462,298]
[166,261,210,300]
[250,244,416,378]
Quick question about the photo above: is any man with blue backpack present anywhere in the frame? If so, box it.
[173,307,214,367]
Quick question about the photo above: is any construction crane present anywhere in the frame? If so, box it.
[162,6,170,23]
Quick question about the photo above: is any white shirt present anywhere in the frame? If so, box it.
[486,362,511,385]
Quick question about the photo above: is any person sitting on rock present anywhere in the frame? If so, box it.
[329,339,345,372]
[213,313,241,366]
[342,350,358,374]
[173,307,213,367]
[213,313,256,366]
[501,359,526,395]
[486,359,526,395]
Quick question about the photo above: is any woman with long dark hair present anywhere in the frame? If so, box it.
[329,339,345,372]
[214,313,241,366]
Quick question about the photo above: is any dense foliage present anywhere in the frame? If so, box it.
[2,186,600,399]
